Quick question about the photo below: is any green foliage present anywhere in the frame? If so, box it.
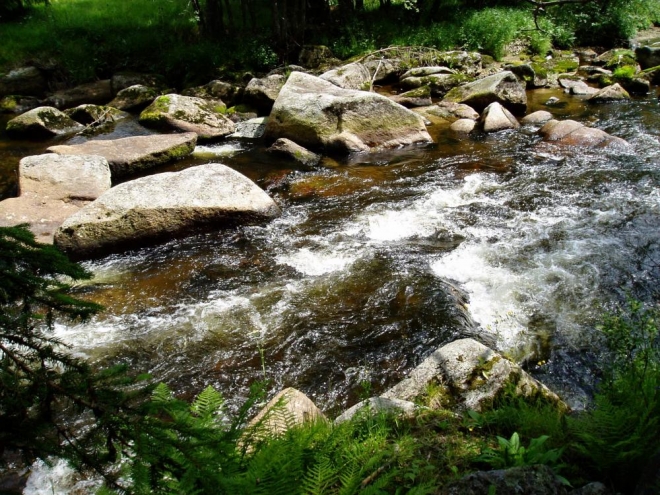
[459,8,531,61]
[476,432,566,473]
[568,300,660,492]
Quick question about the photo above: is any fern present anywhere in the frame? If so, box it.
[301,456,338,494]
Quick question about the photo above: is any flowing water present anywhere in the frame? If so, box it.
[2,90,660,430]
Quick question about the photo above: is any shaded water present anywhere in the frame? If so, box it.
[2,89,660,414]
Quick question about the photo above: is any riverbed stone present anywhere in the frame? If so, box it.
[110,72,165,95]
[19,153,111,199]
[248,388,327,438]
[587,83,630,103]
[539,119,629,148]
[427,101,480,122]
[6,106,85,139]
[230,117,268,139]
[635,46,660,70]
[442,71,527,114]
[401,66,457,80]
[0,154,111,243]
[48,132,197,177]
[382,338,567,412]
[44,80,113,109]
[243,74,287,114]
[450,118,476,133]
[363,58,403,84]
[65,104,129,125]
[521,110,553,125]
[569,81,600,96]
[0,66,47,97]
[139,94,234,140]
[108,84,160,111]
[334,397,419,424]
[400,73,471,97]
[182,80,243,107]
[320,62,371,90]
[440,465,569,495]
[264,71,432,154]
[391,86,433,108]
[618,77,651,95]
[54,163,281,258]
[267,138,321,168]
[480,102,519,133]
[505,63,547,89]
[0,95,40,114]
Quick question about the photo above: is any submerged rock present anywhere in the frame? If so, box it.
[264,71,432,154]
[6,106,85,139]
[0,154,111,243]
[382,338,567,412]
[139,94,234,139]
[539,119,629,148]
[442,71,527,114]
[48,132,197,177]
[54,163,281,258]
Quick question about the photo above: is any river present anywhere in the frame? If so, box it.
[2,89,660,430]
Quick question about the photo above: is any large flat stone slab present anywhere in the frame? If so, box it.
[54,163,281,258]
[0,154,111,243]
[48,132,197,177]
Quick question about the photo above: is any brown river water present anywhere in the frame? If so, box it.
[2,88,660,420]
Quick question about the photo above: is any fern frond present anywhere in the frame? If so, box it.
[301,455,338,495]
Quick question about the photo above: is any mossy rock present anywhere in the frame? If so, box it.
[401,85,432,98]
[6,106,85,139]
[603,49,637,70]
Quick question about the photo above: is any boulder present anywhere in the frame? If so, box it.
[391,86,433,108]
[18,153,111,200]
[576,66,612,80]
[587,83,630,103]
[480,102,519,133]
[0,154,111,243]
[334,397,419,424]
[182,80,243,107]
[382,338,567,412]
[400,73,471,97]
[572,482,611,495]
[6,107,85,139]
[299,45,335,69]
[576,48,598,64]
[425,101,479,122]
[110,72,165,95]
[54,163,281,258]
[635,46,660,70]
[264,72,432,154]
[0,95,40,114]
[243,75,287,114]
[65,104,129,125]
[401,66,457,79]
[248,388,326,438]
[521,110,553,125]
[569,81,600,96]
[230,117,268,139]
[618,77,651,95]
[363,58,403,84]
[48,132,197,177]
[434,50,482,76]
[267,138,321,168]
[320,62,372,90]
[441,465,569,495]
[108,84,160,111]
[442,71,527,114]
[139,94,234,139]
[0,67,47,97]
[44,80,113,109]
[599,49,637,70]
[539,119,629,148]
[505,63,548,89]
[450,119,476,133]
